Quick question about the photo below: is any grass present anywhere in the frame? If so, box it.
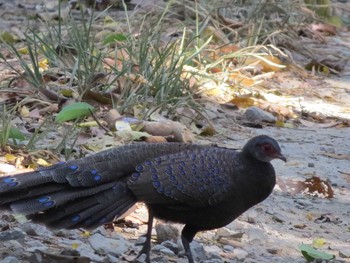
[0,0,322,153]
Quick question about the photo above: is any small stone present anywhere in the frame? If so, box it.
[191,241,207,261]
[152,244,176,256]
[204,245,222,260]
[215,227,243,239]
[161,240,179,254]
[1,256,20,263]
[88,233,129,256]
[233,248,248,260]
[223,245,234,252]
[339,248,350,258]
[0,229,25,241]
[308,163,315,167]
[244,106,276,123]
[155,223,180,243]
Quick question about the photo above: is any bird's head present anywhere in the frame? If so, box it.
[242,135,286,163]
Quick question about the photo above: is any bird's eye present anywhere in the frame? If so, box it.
[261,144,275,155]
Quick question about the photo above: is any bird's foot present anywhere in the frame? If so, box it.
[134,241,151,263]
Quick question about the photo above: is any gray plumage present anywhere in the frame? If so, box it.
[0,135,285,263]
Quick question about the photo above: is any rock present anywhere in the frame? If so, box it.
[215,227,243,239]
[223,245,234,252]
[1,256,21,263]
[25,240,48,252]
[245,209,258,223]
[246,227,267,243]
[191,241,207,261]
[88,233,129,256]
[155,223,180,243]
[244,106,276,123]
[0,229,25,241]
[0,163,16,174]
[204,245,222,260]
[339,248,350,258]
[233,248,248,260]
[160,240,179,254]
[21,222,53,237]
[152,244,176,256]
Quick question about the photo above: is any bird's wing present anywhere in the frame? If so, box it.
[127,147,238,207]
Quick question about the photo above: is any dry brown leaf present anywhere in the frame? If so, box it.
[277,176,334,198]
[230,96,255,108]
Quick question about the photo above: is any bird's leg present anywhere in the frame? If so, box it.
[181,225,199,263]
[135,209,154,263]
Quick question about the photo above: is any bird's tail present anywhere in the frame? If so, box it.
[0,169,137,229]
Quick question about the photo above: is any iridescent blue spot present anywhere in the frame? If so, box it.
[199,186,205,192]
[153,181,161,188]
[91,169,98,175]
[190,154,197,161]
[144,160,152,166]
[150,168,157,173]
[154,157,162,164]
[179,161,185,167]
[169,175,176,181]
[44,201,54,207]
[165,170,173,176]
[131,173,140,181]
[135,165,144,172]
[8,182,18,187]
[157,186,164,193]
[71,215,81,222]
[151,174,158,180]
[94,175,102,181]
[3,178,14,183]
[165,165,172,171]
[178,184,184,190]
[38,196,50,203]
[57,161,65,165]
[69,165,78,170]
[191,164,197,169]
[165,189,172,196]
[179,170,186,176]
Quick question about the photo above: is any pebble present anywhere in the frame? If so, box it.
[88,233,129,256]
[161,240,179,254]
[152,244,176,256]
[223,245,234,252]
[191,241,207,261]
[244,106,276,123]
[155,223,180,243]
[0,229,25,241]
[339,248,350,258]
[1,256,21,263]
[233,248,248,260]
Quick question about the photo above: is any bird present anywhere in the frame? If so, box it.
[0,135,285,263]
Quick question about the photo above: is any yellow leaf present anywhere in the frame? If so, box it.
[18,47,29,55]
[5,154,17,162]
[71,243,79,250]
[36,158,50,167]
[306,213,313,221]
[312,238,326,248]
[20,106,30,117]
[38,59,49,71]
[81,231,91,237]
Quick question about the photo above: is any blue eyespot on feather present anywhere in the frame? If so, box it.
[94,175,102,181]
[144,160,152,166]
[38,196,50,203]
[135,165,144,172]
[151,174,158,181]
[69,165,78,170]
[71,215,81,223]
[152,181,161,188]
[91,169,98,175]
[44,201,54,207]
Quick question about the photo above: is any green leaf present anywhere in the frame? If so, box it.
[300,244,335,262]
[9,127,26,141]
[103,33,127,45]
[55,102,95,123]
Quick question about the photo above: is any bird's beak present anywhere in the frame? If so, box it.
[275,153,287,162]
